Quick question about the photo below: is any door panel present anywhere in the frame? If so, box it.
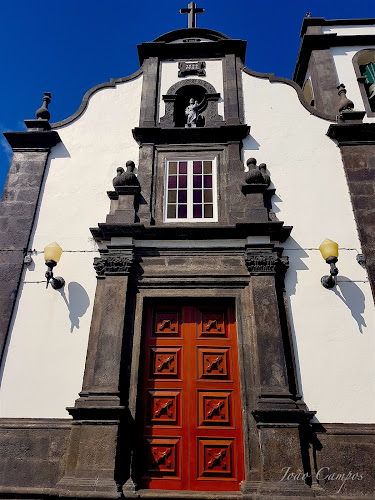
[138,303,244,491]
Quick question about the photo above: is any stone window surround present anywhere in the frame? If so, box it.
[163,157,218,223]
[352,48,375,117]
[154,147,224,225]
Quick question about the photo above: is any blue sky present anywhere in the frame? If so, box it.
[1,0,374,193]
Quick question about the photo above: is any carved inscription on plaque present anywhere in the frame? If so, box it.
[178,61,206,77]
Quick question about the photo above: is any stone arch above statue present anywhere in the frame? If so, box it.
[160,78,223,128]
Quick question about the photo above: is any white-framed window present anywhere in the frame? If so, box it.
[164,158,218,222]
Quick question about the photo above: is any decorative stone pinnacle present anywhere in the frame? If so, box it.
[259,163,271,187]
[337,84,354,113]
[113,160,140,187]
[35,92,52,121]
[245,158,265,185]
[180,2,204,28]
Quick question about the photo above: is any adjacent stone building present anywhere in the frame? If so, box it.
[0,8,374,499]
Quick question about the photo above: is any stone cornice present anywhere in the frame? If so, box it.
[90,222,293,244]
[327,122,375,145]
[132,124,250,145]
[3,130,61,150]
[299,17,375,37]
[137,38,247,65]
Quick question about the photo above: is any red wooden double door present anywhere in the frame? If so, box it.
[137,303,245,491]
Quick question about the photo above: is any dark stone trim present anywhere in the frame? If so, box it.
[139,58,159,128]
[313,422,375,435]
[236,57,245,124]
[0,418,71,429]
[308,49,339,116]
[252,408,315,425]
[67,406,126,421]
[242,66,336,122]
[132,124,250,145]
[300,17,375,37]
[327,122,375,145]
[91,222,292,243]
[137,39,247,66]
[50,69,143,129]
[3,131,60,149]
[223,54,241,125]
[326,133,375,301]
[293,34,375,87]
[153,28,231,43]
[0,142,60,369]
[352,49,375,118]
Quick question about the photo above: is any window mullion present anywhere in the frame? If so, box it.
[188,160,193,220]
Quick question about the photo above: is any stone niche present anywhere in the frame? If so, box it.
[160,78,223,128]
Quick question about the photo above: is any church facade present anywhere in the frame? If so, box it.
[0,8,374,499]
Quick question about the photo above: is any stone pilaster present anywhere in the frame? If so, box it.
[106,186,141,224]
[327,123,375,302]
[242,248,316,498]
[0,127,60,366]
[136,143,154,225]
[57,251,136,497]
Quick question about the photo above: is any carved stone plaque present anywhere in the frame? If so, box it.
[178,61,206,77]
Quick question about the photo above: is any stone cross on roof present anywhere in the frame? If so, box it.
[180,2,204,28]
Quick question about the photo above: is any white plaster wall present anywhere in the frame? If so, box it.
[0,76,143,418]
[322,26,375,35]
[242,71,375,423]
[158,60,224,121]
[330,46,375,123]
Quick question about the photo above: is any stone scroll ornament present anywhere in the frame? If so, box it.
[93,255,134,276]
[244,253,289,275]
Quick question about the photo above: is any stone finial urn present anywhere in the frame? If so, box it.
[35,92,52,121]
[337,84,354,113]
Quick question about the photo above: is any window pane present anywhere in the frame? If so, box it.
[193,190,202,203]
[193,161,202,174]
[178,190,187,203]
[178,205,187,218]
[193,175,202,188]
[168,190,177,203]
[203,175,212,188]
[168,176,177,188]
[167,205,176,218]
[204,204,213,218]
[179,175,187,188]
[193,205,202,218]
[203,161,212,174]
[204,189,212,202]
[179,161,187,174]
[169,162,177,175]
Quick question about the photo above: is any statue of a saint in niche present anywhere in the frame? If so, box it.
[185,98,199,127]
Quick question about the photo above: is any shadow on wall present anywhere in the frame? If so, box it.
[242,134,261,156]
[58,282,90,332]
[334,278,367,334]
[283,237,310,402]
